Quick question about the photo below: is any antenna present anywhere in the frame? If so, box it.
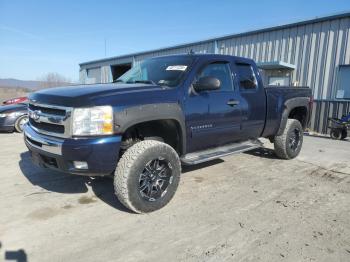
[104,38,107,57]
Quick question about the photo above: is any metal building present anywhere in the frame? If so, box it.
[79,11,350,134]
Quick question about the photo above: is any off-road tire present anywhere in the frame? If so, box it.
[274,119,303,160]
[341,130,348,140]
[114,140,181,213]
[330,129,342,140]
[14,115,28,133]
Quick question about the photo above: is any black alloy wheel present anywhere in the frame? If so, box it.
[138,157,173,202]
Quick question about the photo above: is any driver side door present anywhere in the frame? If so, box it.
[185,60,243,153]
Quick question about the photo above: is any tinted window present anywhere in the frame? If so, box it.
[198,62,233,91]
[236,63,257,89]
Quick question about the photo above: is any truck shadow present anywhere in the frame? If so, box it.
[18,151,132,213]
[244,147,279,159]
[182,159,224,173]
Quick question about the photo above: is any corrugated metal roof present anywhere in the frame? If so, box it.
[80,10,350,66]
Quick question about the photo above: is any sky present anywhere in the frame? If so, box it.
[0,0,350,82]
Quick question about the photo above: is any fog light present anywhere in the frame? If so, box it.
[73,161,88,170]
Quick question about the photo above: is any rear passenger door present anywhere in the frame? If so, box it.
[233,61,266,140]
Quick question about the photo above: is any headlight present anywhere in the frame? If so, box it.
[72,106,113,136]
[0,112,22,118]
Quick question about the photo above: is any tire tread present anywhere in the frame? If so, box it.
[114,140,180,213]
[274,119,302,160]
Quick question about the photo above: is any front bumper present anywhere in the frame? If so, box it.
[24,124,122,176]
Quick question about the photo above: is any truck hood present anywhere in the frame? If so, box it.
[29,83,178,107]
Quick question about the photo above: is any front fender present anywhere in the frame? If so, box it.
[114,103,186,153]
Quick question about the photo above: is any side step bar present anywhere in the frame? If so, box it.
[181,139,263,165]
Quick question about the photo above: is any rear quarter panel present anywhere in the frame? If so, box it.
[262,87,312,138]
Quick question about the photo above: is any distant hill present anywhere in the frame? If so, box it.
[0,78,45,90]
[0,78,73,90]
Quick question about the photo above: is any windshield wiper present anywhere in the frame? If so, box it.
[113,79,124,83]
[126,80,156,85]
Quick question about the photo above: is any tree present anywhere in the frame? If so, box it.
[39,72,71,88]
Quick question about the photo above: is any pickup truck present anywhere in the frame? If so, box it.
[24,54,312,213]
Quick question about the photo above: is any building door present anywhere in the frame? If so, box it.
[268,76,291,86]
[111,63,132,81]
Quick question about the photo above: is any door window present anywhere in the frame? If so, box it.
[236,63,258,89]
[198,62,233,91]
[336,65,350,99]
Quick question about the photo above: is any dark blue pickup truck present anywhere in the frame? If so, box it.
[24,54,312,213]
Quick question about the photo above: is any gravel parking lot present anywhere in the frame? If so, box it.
[0,133,349,262]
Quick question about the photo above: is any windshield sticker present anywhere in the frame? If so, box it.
[166,65,188,71]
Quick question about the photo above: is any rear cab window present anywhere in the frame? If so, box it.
[235,63,258,90]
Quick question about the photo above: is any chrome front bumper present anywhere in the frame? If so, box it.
[23,124,63,155]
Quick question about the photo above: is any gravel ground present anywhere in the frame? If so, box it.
[0,133,349,262]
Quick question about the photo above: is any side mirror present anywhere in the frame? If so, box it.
[193,76,220,91]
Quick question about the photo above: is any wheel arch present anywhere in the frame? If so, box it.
[277,97,309,136]
[114,103,186,155]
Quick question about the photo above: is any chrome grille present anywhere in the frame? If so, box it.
[28,102,73,138]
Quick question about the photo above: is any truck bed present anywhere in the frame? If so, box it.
[262,86,312,138]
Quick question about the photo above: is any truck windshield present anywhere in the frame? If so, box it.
[116,56,193,88]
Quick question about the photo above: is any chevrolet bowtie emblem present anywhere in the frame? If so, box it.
[29,110,41,122]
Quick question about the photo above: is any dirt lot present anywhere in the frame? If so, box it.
[0,133,349,262]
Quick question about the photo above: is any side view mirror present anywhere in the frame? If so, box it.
[193,76,220,91]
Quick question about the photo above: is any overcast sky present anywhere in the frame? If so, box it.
[1,0,349,82]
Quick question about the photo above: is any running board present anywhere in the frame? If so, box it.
[181,139,263,165]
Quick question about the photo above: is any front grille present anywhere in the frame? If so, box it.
[29,118,65,134]
[29,104,66,116]
[28,102,73,138]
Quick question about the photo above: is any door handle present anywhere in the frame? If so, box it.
[227,100,240,107]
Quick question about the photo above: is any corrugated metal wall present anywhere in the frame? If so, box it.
[311,100,350,134]
[134,42,215,65]
[216,17,350,100]
[80,15,350,101]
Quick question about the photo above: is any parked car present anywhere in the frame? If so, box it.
[0,103,28,132]
[3,96,27,105]
[24,54,312,213]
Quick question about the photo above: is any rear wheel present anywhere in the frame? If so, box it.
[114,140,181,213]
[341,130,348,140]
[330,129,342,140]
[274,119,303,160]
[14,115,28,133]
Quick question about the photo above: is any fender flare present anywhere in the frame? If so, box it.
[276,97,309,136]
[114,103,186,154]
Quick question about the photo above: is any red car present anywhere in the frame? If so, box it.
[3,96,28,105]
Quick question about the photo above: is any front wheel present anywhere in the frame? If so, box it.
[274,119,303,160]
[14,115,28,133]
[330,129,342,140]
[341,130,348,140]
[114,140,181,213]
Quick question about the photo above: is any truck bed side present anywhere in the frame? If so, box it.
[262,86,312,138]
